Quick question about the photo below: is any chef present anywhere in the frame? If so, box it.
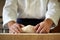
[3,0,60,33]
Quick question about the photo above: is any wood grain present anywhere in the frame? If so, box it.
[0,33,60,40]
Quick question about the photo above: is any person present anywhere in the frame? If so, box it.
[3,0,60,33]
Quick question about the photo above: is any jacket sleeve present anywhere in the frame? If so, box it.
[3,0,18,26]
[45,0,60,27]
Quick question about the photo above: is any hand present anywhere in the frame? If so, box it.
[34,19,53,33]
[8,21,24,34]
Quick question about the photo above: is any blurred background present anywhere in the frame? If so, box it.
[0,0,9,33]
[0,0,60,33]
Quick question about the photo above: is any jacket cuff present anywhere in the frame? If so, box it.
[3,19,16,26]
[45,14,59,29]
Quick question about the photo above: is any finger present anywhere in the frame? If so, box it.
[12,26,20,33]
[34,24,40,30]
[36,25,44,33]
[15,25,23,32]
[16,23,24,28]
[9,29,18,34]
[40,27,47,33]
[45,28,50,33]
[14,23,23,28]
[19,24,25,28]
[36,22,44,33]
[9,28,17,34]
[9,25,20,33]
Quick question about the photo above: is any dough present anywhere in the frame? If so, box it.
[22,25,35,33]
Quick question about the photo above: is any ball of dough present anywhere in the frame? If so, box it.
[22,25,35,33]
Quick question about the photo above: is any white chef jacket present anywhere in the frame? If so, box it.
[3,0,60,27]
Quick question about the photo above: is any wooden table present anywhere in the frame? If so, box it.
[0,33,60,40]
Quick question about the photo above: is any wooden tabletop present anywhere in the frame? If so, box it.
[0,33,60,40]
[0,33,60,35]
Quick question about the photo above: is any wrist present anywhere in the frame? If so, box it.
[44,19,53,26]
[7,21,16,27]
